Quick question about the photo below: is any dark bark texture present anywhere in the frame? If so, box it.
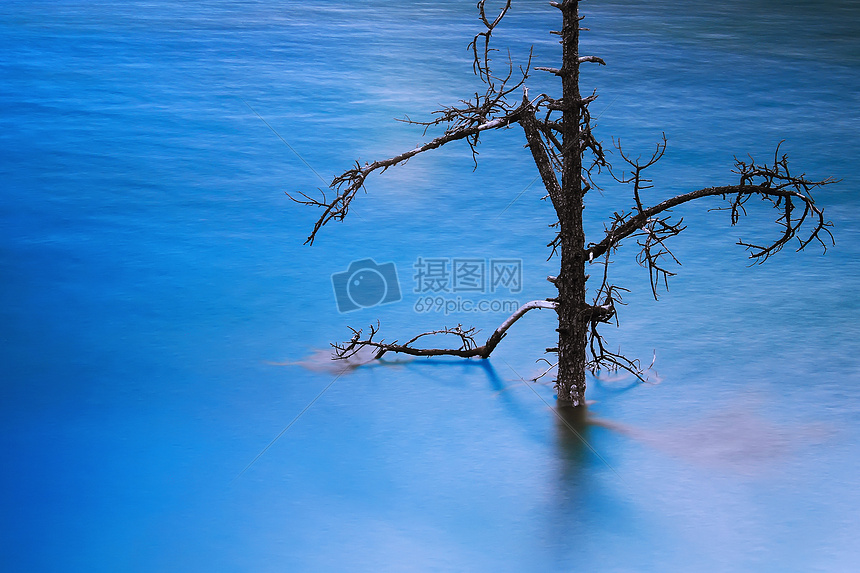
[555,0,587,405]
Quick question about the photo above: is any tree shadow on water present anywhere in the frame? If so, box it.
[544,404,646,562]
[551,404,631,495]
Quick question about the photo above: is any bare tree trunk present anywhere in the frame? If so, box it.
[555,0,587,406]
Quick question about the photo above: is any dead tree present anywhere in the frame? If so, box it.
[291,0,834,407]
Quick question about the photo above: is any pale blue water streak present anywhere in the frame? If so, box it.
[1,1,859,571]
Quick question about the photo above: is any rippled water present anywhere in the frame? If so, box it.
[2,1,859,571]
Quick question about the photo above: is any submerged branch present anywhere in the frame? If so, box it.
[332,300,557,361]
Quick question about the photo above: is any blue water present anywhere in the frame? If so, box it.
[2,1,859,571]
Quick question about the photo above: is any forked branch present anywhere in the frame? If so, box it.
[470,0,513,86]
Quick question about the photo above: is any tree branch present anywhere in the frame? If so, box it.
[290,106,525,245]
[586,150,835,265]
[519,92,563,211]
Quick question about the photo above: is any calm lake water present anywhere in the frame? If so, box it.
[2,1,859,571]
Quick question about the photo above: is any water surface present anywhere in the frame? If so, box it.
[1,1,859,571]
